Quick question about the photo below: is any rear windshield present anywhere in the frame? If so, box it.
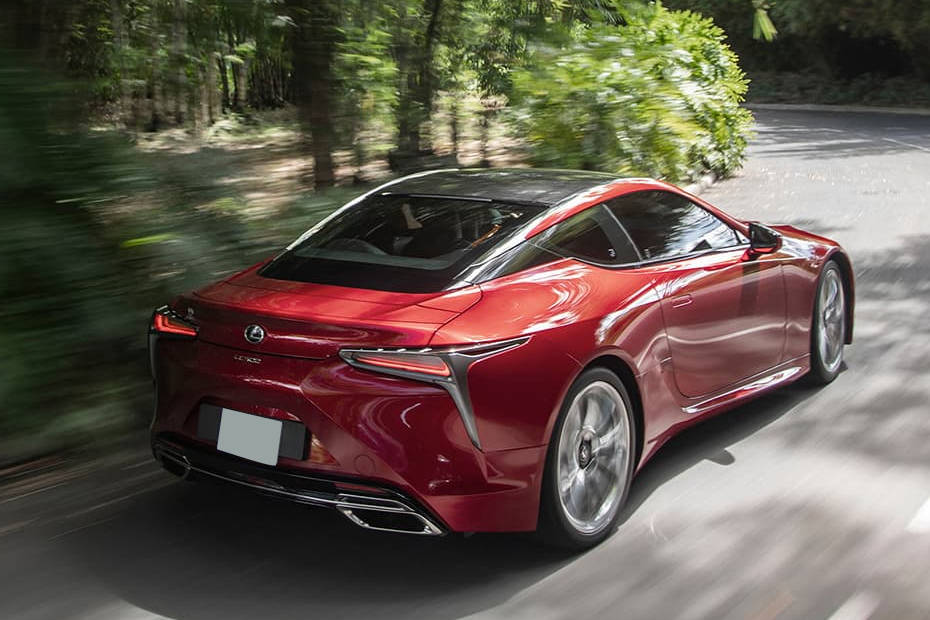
[260,194,543,293]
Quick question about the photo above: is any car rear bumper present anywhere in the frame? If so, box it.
[153,435,447,535]
[150,338,547,533]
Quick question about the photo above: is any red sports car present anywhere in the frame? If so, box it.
[149,169,853,549]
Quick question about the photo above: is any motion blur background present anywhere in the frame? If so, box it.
[3,2,930,619]
[4,0,928,464]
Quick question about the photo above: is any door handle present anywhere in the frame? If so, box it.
[671,294,693,308]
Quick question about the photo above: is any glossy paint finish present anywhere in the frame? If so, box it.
[659,247,787,397]
[150,169,854,534]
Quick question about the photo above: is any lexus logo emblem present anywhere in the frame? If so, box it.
[244,324,266,344]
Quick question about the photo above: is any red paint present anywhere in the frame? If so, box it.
[150,176,853,533]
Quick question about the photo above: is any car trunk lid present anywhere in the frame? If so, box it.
[179,265,481,359]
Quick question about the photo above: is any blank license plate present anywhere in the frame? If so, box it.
[217,408,282,466]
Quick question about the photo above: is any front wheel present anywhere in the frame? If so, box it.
[807,261,847,384]
[537,368,636,550]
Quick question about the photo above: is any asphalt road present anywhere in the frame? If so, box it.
[2,108,930,620]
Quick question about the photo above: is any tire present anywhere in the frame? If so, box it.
[537,367,637,550]
[807,261,847,385]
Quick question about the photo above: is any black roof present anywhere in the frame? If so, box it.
[380,168,622,207]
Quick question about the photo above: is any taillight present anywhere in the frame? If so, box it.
[348,351,451,378]
[150,306,198,339]
[339,338,530,450]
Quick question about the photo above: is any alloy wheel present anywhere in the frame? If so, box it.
[556,380,631,535]
[817,267,846,374]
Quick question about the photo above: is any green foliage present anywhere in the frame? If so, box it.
[0,53,358,458]
[335,4,398,150]
[0,56,155,448]
[0,0,759,460]
[509,4,753,182]
[769,0,930,78]
[668,0,930,81]
[752,2,777,42]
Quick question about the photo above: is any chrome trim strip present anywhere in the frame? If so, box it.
[682,359,807,415]
[154,446,445,536]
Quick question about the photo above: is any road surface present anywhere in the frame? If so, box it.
[2,108,929,620]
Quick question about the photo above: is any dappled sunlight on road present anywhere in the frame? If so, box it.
[3,109,930,619]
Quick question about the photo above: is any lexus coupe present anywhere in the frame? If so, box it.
[149,168,853,549]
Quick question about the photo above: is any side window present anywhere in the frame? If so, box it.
[534,206,640,265]
[606,191,741,260]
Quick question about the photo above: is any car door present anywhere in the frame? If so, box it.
[606,190,787,398]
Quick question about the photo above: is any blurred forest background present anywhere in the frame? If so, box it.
[665,0,930,106]
[1,0,927,462]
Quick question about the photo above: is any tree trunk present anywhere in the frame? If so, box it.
[218,55,230,113]
[392,0,443,164]
[449,96,459,156]
[172,0,186,125]
[148,24,163,131]
[350,109,365,183]
[110,0,130,129]
[478,106,492,167]
[289,0,338,188]
[416,0,442,151]
[394,31,414,153]
[188,65,199,135]
[239,57,249,109]
[231,61,241,110]
[205,51,216,125]
[227,28,241,111]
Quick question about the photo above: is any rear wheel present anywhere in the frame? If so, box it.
[807,261,847,384]
[538,368,636,550]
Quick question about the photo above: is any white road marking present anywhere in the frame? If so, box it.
[48,515,117,541]
[121,460,154,470]
[881,136,930,153]
[0,520,32,537]
[0,459,65,480]
[60,480,174,520]
[75,601,169,620]
[0,482,66,504]
[906,496,930,534]
[827,591,880,620]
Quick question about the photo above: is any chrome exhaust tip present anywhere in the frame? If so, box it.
[150,438,446,536]
[155,446,192,480]
[335,494,445,536]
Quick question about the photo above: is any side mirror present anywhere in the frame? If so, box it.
[748,222,782,256]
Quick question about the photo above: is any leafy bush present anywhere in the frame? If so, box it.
[508,4,753,183]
